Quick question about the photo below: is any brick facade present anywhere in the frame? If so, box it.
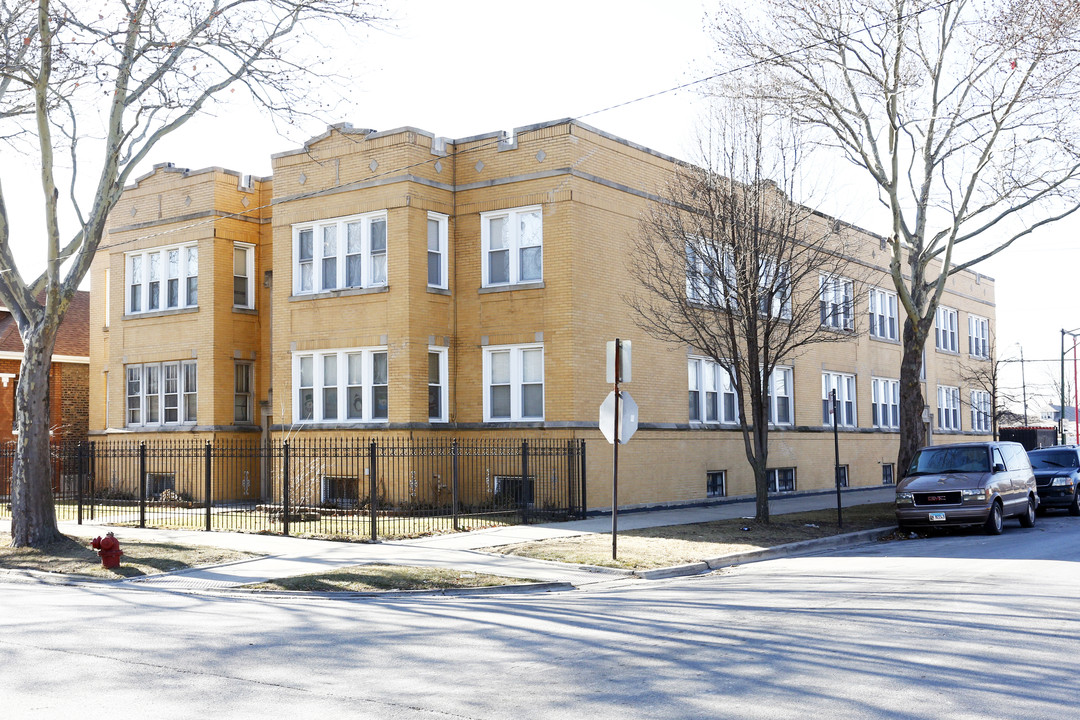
[90,120,996,509]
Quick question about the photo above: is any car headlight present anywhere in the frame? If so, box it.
[896,492,914,506]
[961,488,989,501]
[1051,477,1075,487]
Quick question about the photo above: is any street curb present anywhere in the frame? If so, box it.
[632,526,895,580]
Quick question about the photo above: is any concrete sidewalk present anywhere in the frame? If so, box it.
[1,486,896,592]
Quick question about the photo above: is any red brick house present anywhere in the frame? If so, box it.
[0,291,90,442]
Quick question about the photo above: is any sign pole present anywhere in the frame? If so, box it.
[832,388,843,529]
[612,338,621,560]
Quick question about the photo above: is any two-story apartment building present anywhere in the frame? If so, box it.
[89,119,996,510]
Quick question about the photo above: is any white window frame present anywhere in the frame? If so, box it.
[759,257,792,320]
[971,389,992,433]
[126,243,197,314]
[482,343,544,422]
[233,243,255,309]
[292,347,388,424]
[481,205,543,287]
[869,287,898,341]
[935,306,959,353]
[872,377,900,429]
[819,274,854,330]
[767,467,796,493]
[937,385,961,431]
[234,361,253,424]
[292,211,388,295]
[688,356,739,424]
[968,315,990,359]
[124,361,197,427]
[686,239,734,306]
[428,347,448,422]
[767,366,794,426]
[427,212,449,290]
[822,371,857,427]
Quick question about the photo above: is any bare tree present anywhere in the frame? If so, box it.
[0,0,385,547]
[958,331,1022,440]
[628,100,862,523]
[716,0,1080,473]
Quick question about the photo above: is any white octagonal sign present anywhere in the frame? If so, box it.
[599,390,639,445]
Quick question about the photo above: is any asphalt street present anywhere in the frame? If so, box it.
[3,512,1078,719]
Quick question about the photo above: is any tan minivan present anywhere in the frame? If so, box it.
[895,442,1039,535]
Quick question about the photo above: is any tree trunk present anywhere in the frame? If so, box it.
[897,316,931,478]
[9,333,61,547]
[752,416,770,523]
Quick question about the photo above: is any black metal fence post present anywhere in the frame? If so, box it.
[369,440,378,542]
[88,442,96,521]
[282,441,290,537]
[76,442,85,525]
[579,440,587,518]
[451,439,460,532]
[520,439,529,524]
[204,441,213,532]
[138,442,147,528]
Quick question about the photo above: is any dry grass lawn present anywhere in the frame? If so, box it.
[487,503,897,570]
[0,532,260,579]
[245,565,536,592]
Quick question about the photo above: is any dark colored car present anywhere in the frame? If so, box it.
[895,442,1038,535]
[1026,446,1080,515]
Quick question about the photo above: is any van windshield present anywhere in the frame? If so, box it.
[907,446,990,476]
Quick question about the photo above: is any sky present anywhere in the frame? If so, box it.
[1,0,1072,415]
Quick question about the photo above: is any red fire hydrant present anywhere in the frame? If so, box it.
[91,532,123,569]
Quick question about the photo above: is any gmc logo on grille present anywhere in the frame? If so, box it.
[927,495,947,502]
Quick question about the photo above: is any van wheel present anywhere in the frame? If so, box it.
[1019,496,1036,528]
[1069,492,1080,517]
[984,501,1004,535]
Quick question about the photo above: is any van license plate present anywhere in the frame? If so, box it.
[929,512,946,522]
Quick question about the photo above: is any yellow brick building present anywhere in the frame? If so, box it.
[89,119,996,510]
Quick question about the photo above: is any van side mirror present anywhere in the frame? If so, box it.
[993,463,1006,474]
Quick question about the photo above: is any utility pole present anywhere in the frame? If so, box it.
[1020,346,1028,426]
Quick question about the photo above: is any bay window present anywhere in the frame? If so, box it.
[126,244,197,314]
[293,348,388,423]
[293,211,388,294]
[125,361,197,427]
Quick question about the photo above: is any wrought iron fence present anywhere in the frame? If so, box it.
[0,437,587,540]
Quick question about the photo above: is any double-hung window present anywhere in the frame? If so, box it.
[127,244,198,314]
[971,389,992,433]
[969,315,990,359]
[819,275,854,330]
[686,240,733,306]
[234,362,253,423]
[481,206,542,287]
[688,356,738,424]
[293,348,388,423]
[427,213,448,289]
[428,347,448,422]
[766,366,794,426]
[125,361,197,427]
[233,243,255,309]
[936,306,959,353]
[293,211,388,294]
[871,378,900,429]
[767,468,796,493]
[822,371,857,427]
[937,385,961,431]
[759,258,792,319]
[869,287,898,341]
[483,344,543,421]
